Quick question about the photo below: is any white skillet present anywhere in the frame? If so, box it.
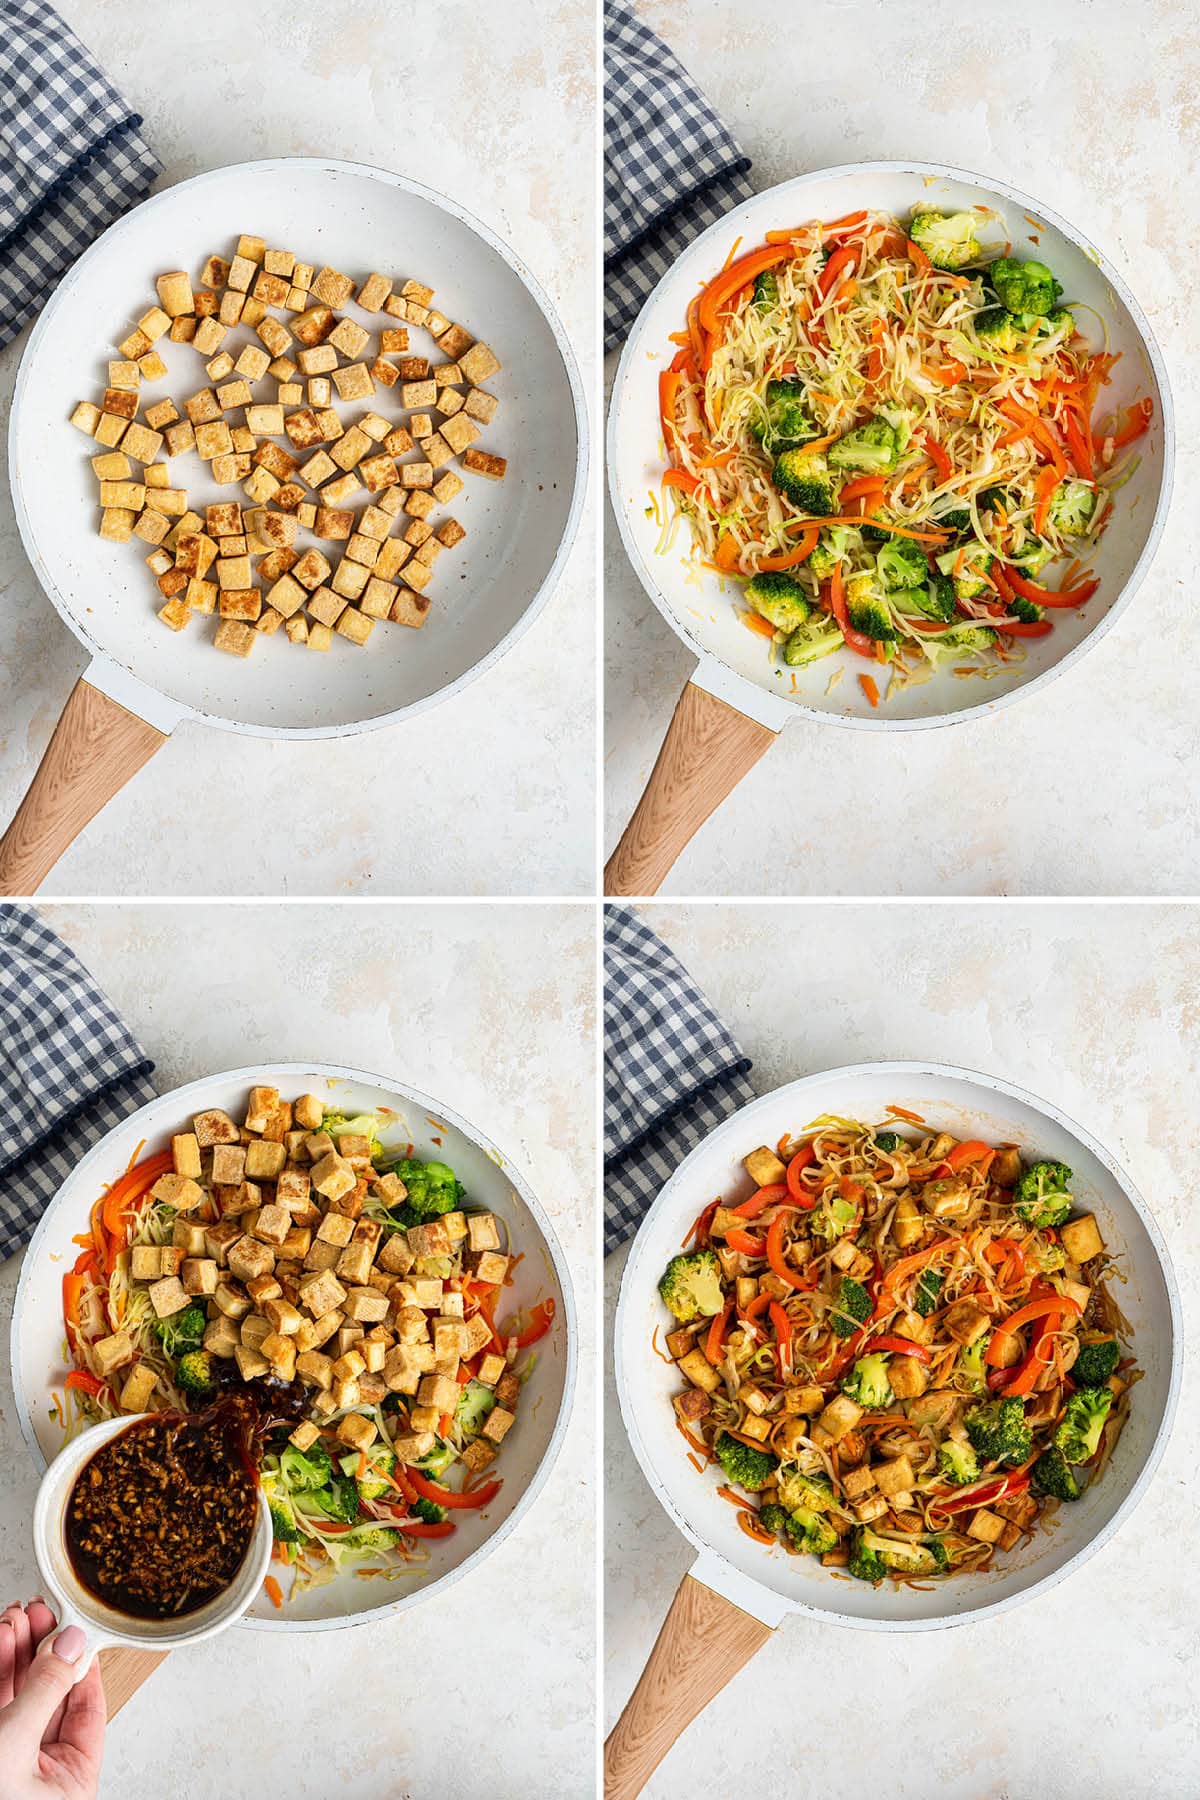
[605,161,1173,894]
[1,158,588,893]
[13,1060,577,1661]
[606,1061,1181,1798]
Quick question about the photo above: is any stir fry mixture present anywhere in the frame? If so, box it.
[58,1087,554,1600]
[657,1116,1135,1584]
[656,205,1152,703]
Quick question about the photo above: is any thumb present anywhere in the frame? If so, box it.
[3,1627,89,1751]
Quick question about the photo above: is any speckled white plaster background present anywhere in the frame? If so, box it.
[605,0,1199,896]
[0,0,596,897]
[0,903,597,1799]
[605,902,1200,1796]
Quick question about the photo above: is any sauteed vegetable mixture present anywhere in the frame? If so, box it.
[657,1114,1135,1583]
[656,205,1152,702]
[57,1086,554,1600]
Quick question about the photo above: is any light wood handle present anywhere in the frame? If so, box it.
[0,677,168,895]
[604,681,776,896]
[603,1574,774,1799]
[98,1647,168,1719]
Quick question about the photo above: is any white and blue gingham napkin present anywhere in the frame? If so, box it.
[605,904,755,1255]
[604,0,754,351]
[0,0,160,351]
[0,907,156,1260]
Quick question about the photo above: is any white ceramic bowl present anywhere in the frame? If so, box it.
[13,1062,577,1631]
[615,1061,1181,1630]
[608,160,1173,733]
[33,1414,274,1661]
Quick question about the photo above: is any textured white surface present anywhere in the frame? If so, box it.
[605,0,1198,895]
[605,902,1200,1796]
[0,903,596,1799]
[0,0,596,896]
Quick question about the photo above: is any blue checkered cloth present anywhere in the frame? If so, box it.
[0,907,156,1261]
[0,0,160,351]
[604,0,754,351]
[605,904,754,1255]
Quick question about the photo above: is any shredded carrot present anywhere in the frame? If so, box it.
[742,610,778,639]
[264,1575,284,1609]
[858,673,880,707]
[887,1104,926,1124]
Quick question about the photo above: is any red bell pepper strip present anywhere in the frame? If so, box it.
[406,1469,502,1511]
[995,619,1053,637]
[725,1226,766,1256]
[934,1471,1031,1515]
[986,1293,1081,1366]
[921,432,953,482]
[940,1140,993,1174]
[869,1334,931,1363]
[765,1212,812,1293]
[1103,396,1153,450]
[769,1301,793,1379]
[705,1300,733,1365]
[785,1144,816,1207]
[732,1182,789,1219]
[742,1292,772,1324]
[816,243,858,301]
[404,1521,457,1538]
[1062,411,1094,478]
[698,246,793,334]
[64,1369,106,1397]
[1003,565,1099,608]
[830,562,878,659]
[662,468,701,498]
[1001,1314,1060,1397]
[510,1298,556,1349]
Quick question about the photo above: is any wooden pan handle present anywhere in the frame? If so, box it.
[99,1647,168,1718]
[0,677,168,895]
[604,681,776,896]
[603,1574,774,1799]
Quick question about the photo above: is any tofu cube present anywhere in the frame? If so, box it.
[210,1142,247,1186]
[119,1364,158,1412]
[227,1236,276,1283]
[253,1203,292,1246]
[481,1405,516,1445]
[130,1244,163,1280]
[1060,1214,1105,1263]
[337,1412,378,1452]
[245,1139,287,1179]
[342,1286,389,1323]
[311,1152,355,1201]
[147,1275,190,1318]
[261,1332,297,1380]
[299,1269,348,1318]
[182,1257,219,1296]
[150,1172,205,1211]
[92,1332,133,1376]
[466,1213,501,1252]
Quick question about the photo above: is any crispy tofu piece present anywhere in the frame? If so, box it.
[967,1507,1006,1545]
[150,1171,205,1212]
[461,448,507,481]
[213,1279,252,1321]
[210,1141,247,1186]
[182,1257,219,1296]
[227,1235,275,1283]
[677,1348,720,1392]
[343,1286,389,1323]
[458,341,501,385]
[332,362,375,403]
[91,1331,133,1377]
[376,1232,414,1276]
[873,1454,915,1498]
[233,1343,270,1382]
[744,1146,788,1188]
[130,1244,163,1280]
[888,1354,928,1399]
[193,1108,239,1147]
[818,1393,863,1441]
[336,1411,378,1452]
[944,1299,991,1346]
[116,1362,157,1413]
[481,1405,515,1445]
[147,1275,189,1318]
[1061,1214,1104,1263]
[299,1267,348,1318]
[466,1250,509,1285]
[263,1295,304,1336]
[261,1332,297,1380]
[245,1138,287,1179]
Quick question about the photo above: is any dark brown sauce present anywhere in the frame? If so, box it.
[65,1398,259,1620]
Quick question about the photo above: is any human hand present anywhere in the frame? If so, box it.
[0,1601,105,1800]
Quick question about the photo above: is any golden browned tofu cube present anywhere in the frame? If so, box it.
[148,1275,190,1318]
[944,1299,991,1346]
[118,1363,158,1413]
[194,1108,239,1147]
[888,1354,928,1399]
[744,1146,787,1188]
[1061,1214,1105,1263]
[967,1507,1006,1545]
[336,1411,378,1452]
[873,1454,915,1498]
[150,1172,205,1212]
[311,1152,355,1201]
[130,1244,163,1280]
[818,1393,863,1441]
[676,1348,720,1393]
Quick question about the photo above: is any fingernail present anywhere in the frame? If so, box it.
[52,1626,85,1664]
[28,1596,44,1608]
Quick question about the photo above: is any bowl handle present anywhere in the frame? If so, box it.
[604,668,783,896]
[603,1552,785,1799]
[0,660,181,895]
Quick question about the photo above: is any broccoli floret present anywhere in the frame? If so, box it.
[927,623,997,657]
[413,1439,457,1479]
[1048,480,1098,537]
[973,306,1030,353]
[757,1502,790,1535]
[306,1472,361,1524]
[989,256,1063,318]
[909,207,981,271]
[786,1508,839,1555]
[339,1445,396,1500]
[873,1131,902,1152]
[957,1332,992,1392]
[269,1496,301,1543]
[327,1524,400,1556]
[964,1396,1033,1466]
[752,378,815,451]
[1054,1386,1113,1465]
[773,447,837,516]
[914,1268,944,1317]
[753,269,780,313]
[1008,597,1044,625]
[658,1249,724,1323]
[840,1353,893,1409]
[932,506,972,535]
[455,1378,498,1437]
[1030,1444,1082,1501]
[744,570,811,632]
[845,574,897,643]
[905,573,957,623]
[831,1274,872,1339]
[411,1494,447,1525]
[808,525,863,582]
[175,1349,216,1402]
[1009,540,1054,577]
[714,1431,777,1493]
[848,1527,889,1583]
[1012,1160,1073,1228]
[936,1439,980,1486]
[280,1443,333,1491]
[876,534,928,593]
[859,1528,950,1576]
[1033,1240,1067,1274]
[828,416,900,476]
[935,545,994,600]
[385,1157,465,1226]
[781,620,845,668]
[1072,1337,1120,1387]
[1037,306,1075,339]
[153,1304,207,1357]
[777,1468,834,1514]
